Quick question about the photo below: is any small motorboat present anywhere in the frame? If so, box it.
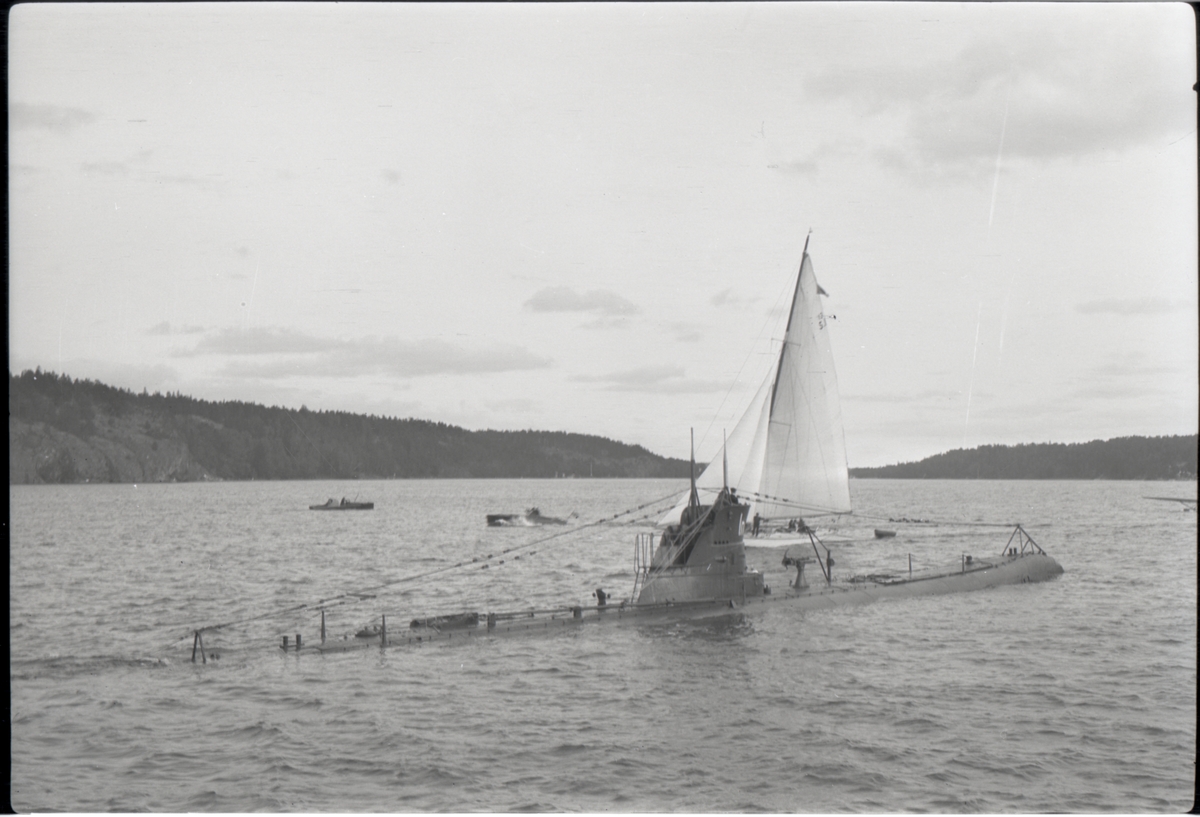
[486,507,573,527]
[874,528,897,539]
[310,497,375,511]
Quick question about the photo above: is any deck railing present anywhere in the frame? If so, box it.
[1001,524,1045,557]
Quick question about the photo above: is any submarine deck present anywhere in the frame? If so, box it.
[288,552,1062,655]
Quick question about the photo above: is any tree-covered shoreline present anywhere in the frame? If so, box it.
[9,369,691,484]
[10,369,1195,484]
[850,436,1197,481]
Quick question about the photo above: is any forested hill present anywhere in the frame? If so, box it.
[850,436,1198,480]
[9,369,691,484]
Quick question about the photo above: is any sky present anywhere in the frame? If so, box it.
[8,2,1198,468]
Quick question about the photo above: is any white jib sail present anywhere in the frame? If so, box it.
[660,249,851,526]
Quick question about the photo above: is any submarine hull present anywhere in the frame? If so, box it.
[288,552,1063,655]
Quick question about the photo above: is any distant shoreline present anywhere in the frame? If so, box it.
[9,370,1196,484]
[850,435,1197,481]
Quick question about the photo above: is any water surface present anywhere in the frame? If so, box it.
[10,478,1196,811]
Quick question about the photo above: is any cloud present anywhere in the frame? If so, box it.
[804,19,1191,174]
[580,316,635,330]
[9,102,96,133]
[191,379,355,414]
[524,287,640,316]
[845,389,965,404]
[1075,298,1187,316]
[711,288,762,310]
[571,365,729,394]
[986,351,1199,427]
[81,160,131,176]
[665,322,704,343]
[77,148,218,189]
[184,327,335,356]
[1068,382,1157,401]
[485,397,540,414]
[67,154,212,197]
[146,322,205,336]
[147,172,215,188]
[1080,354,1185,381]
[710,288,735,307]
[767,158,819,177]
[180,327,551,379]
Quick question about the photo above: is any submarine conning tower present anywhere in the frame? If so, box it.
[634,487,766,605]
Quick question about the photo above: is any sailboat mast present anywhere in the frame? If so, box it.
[688,428,700,508]
[768,234,811,417]
[722,429,729,492]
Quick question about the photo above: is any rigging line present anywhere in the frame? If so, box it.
[697,253,800,458]
[613,506,680,526]
[685,483,848,518]
[208,491,705,641]
[315,493,688,627]
[868,516,1024,529]
[737,489,1021,529]
[187,490,685,635]
[644,506,718,578]
[799,505,1029,529]
[645,488,730,567]
[184,497,681,638]
[613,491,692,522]
[735,487,847,516]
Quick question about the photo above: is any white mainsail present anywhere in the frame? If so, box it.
[662,247,851,525]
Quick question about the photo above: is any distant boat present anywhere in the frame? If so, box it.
[310,497,374,511]
[486,507,574,527]
[874,529,897,539]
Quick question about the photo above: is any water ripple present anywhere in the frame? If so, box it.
[9,478,1197,812]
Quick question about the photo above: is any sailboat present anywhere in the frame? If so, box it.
[630,238,1061,609]
[634,235,849,605]
[660,236,850,530]
[190,240,1062,660]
